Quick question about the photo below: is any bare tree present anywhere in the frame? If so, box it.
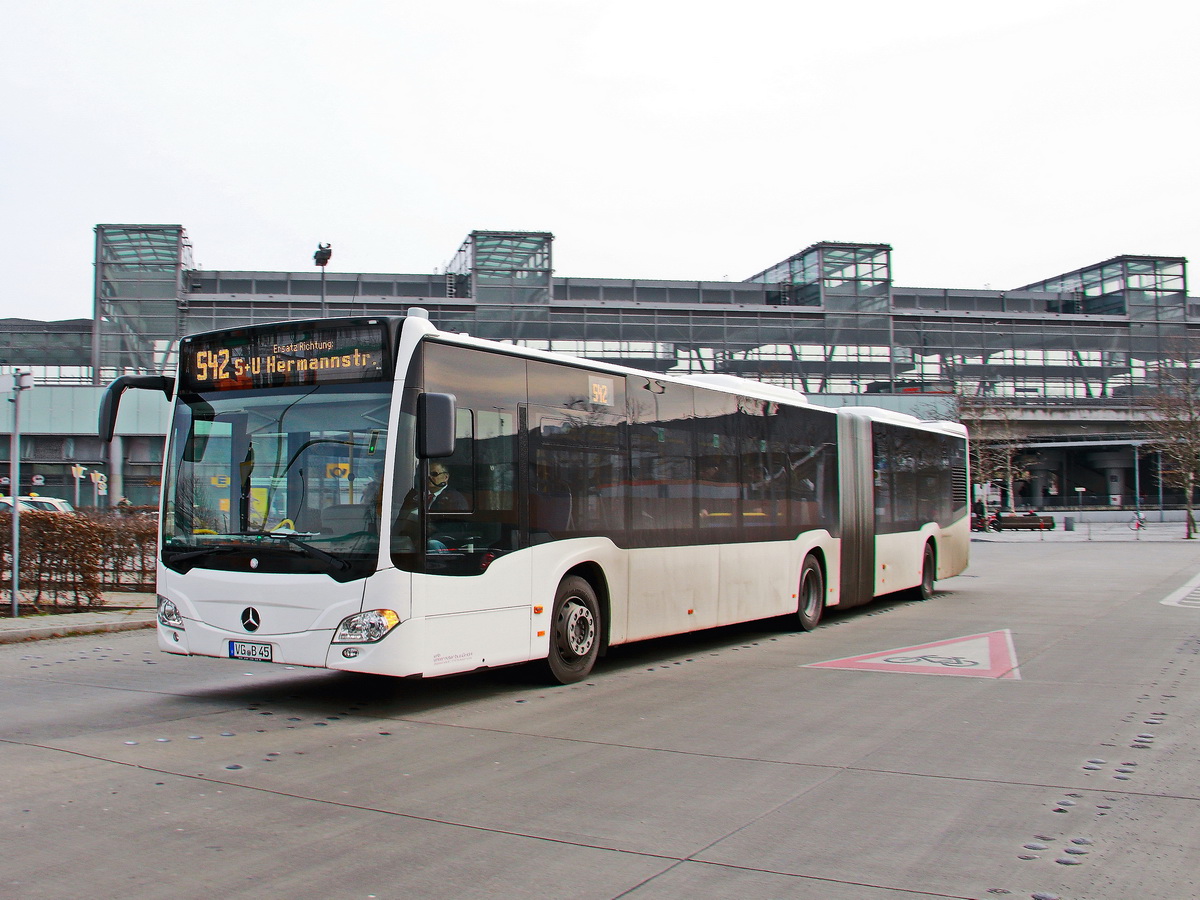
[1141,338,1200,538]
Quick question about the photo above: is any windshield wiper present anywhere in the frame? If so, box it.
[256,531,351,571]
[162,544,248,565]
[166,532,350,571]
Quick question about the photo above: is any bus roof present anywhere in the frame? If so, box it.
[837,405,968,436]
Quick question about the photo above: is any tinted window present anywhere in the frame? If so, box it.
[530,408,626,543]
[628,379,696,544]
[693,388,740,542]
[873,424,966,533]
[404,341,844,564]
[528,359,625,411]
[778,404,839,534]
[395,343,521,576]
[526,359,627,545]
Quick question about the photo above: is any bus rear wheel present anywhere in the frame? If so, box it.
[916,543,936,601]
[544,575,601,684]
[797,555,825,632]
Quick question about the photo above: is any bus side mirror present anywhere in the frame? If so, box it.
[418,392,456,458]
[99,375,175,442]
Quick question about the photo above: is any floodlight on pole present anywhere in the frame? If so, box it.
[314,243,332,318]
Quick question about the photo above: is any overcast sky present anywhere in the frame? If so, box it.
[3,0,1197,322]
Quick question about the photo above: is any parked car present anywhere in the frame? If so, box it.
[0,497,35,512]
[16,495,76,512]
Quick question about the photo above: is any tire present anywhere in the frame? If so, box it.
[544,575,602,684]
[916,543,936,601]
[796,554,825,632]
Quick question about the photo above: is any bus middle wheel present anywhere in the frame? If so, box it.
[797,554,825,632]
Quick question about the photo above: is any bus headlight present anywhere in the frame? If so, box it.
[333,609,400,643]
[157,595,184,629]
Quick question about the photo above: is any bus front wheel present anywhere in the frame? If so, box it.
[545,575,602,684]
[797,555,825,632]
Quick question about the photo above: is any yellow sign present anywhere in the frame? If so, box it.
[192,346,380,384]
[327,463,351,479]
[217,489,268,522]
[211,475,231,487]
[589,376,614,406]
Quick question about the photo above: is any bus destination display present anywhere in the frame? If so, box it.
[180,323,388,391]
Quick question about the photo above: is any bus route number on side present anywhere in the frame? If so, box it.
[590,376,614,407]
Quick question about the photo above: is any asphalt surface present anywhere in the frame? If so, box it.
[1,530,1199,900]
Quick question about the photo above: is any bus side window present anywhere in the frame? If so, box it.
[474,409,516,516]
[780,405,838,534]
[629,381,694,542]
[694,390,739,536]
[529,410,625,544]
[439,408,476,511]
[740,400,791,537]
[530,457,573,538]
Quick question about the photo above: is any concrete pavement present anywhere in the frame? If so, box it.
[1,522,1194,645]
[5,538,1200,898]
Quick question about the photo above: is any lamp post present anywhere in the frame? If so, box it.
[1132,442,1142,518]
[314,243,332,317]
[4,368,34,617]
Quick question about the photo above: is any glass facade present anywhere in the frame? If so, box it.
[746,242,891,309]
[1019,256,1187,319]
[92,224,192,382]
[448,231,553,305]
[163,244,1197,401]
[0,229,1179,407]
[0,317,91,378]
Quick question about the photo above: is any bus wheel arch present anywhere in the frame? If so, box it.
[543,567,606,684]
[796,551,826,632]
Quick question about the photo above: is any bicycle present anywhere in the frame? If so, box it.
[1128,512,1147,531]
[882,655,979,667]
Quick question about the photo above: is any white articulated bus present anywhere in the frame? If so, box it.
[99,309,969,684]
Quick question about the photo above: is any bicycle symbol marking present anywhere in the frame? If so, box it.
[882,654,979,667]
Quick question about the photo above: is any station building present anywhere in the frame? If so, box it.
[0,224,1194,509]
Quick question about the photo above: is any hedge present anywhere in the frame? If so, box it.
[0,510,158,612]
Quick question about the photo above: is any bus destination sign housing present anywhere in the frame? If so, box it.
[180,322,389,392]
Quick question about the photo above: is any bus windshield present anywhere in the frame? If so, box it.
[162,381,394,580]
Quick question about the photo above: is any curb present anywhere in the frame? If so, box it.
[0,613,157,645]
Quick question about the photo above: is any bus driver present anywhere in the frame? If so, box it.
[423,464,467,512]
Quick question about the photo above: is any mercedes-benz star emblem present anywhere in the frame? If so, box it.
[241,607,261,632]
